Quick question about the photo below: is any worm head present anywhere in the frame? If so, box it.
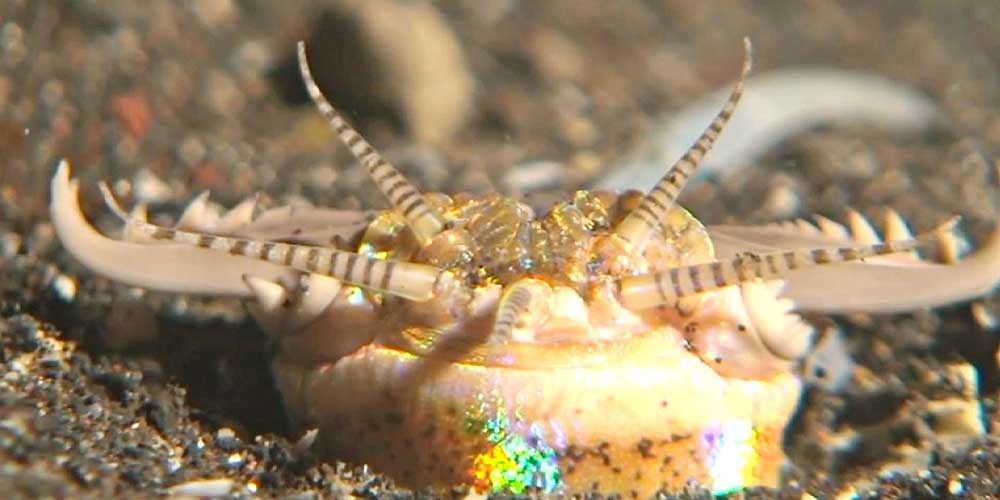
[48,38,1000,497]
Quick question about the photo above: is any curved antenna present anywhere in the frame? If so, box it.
[492,280,547,340]
[615,216,958,311]
[99,183,455,302]
[296,41,446,245]
[613,37,753,251]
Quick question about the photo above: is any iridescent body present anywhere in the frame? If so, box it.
[49,39,1000,497]
[269,188,796,495]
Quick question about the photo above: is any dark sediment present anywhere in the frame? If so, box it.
[1,1,998,498]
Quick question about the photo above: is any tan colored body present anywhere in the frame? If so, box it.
[48,39,1000,497]
[273,327,799,496]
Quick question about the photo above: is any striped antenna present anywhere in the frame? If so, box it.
[99,183,453,302]
[492,280,546,339]
[615,216,959,311]
[296,41,446,245]
[614,37,753,251]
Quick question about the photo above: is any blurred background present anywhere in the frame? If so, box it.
[1,1,998,497]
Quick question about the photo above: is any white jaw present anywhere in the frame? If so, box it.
[709,203,1000,313]
[50,161,300,298]
[51,161,347,333]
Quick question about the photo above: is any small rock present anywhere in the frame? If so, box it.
[764,180,801,219]
[91,367,142,403]
[971,301,998,331]
[949,475,967,496]
[26,223,55,255]
[303,0,473,145]
[501,160,564,194]
[215,427,239,451]
[178,136,207,167]
[189,0,239,29]
[166,477,236,497]
[165,457,183,475]
[306,164,338,190]
[133,168,173,204]
[110,89,152,142]
[924,365,985,439]
[804,327,855,392]
[50,274,77,302]
[0,231,22,257]
[204,69,245,117]
[526,28,585,83]
[225,452,245,469]
[140,399,176,435]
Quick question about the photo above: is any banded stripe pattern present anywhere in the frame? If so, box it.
[297,42,446,245]
[615,217,956,311]
[614,38,753,250]
[100,184,447,301]
[492,281,538,339]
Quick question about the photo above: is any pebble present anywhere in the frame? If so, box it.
[133,169,173,204]
[189,0,239,29]
[26,223,55,255]
[204,70,245,117]
[224,452,245,469]
[178,136,208,167]
[526,28,585,83]
[923,365,985,440]
[803,327,855,392]
[50,274,77,302]
[165,457,183,475]
[970,301,998,331]
[500,160,565,194]
[0,231,22,257]
[306,0,473,145]
[306,164,338,190]
[166,477,235,497]
[763,179,801,218]
[948,475,966,496]
[215,427,239,451]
